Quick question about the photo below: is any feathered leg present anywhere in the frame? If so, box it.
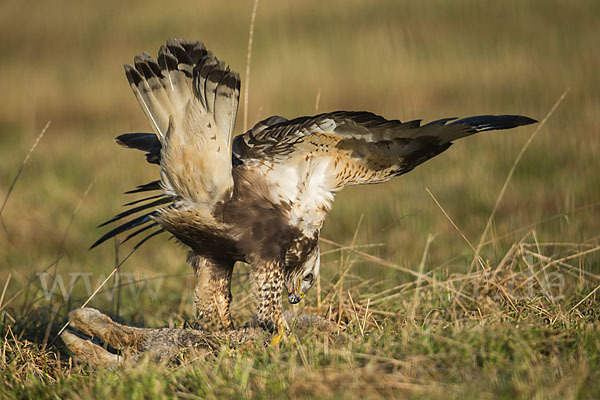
[188,253,234,331]
[250,262,286,338]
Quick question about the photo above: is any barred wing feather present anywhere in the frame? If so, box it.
[233,111,537,190]
[125,38,241,207]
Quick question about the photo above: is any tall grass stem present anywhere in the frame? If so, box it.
[243,0,260,132]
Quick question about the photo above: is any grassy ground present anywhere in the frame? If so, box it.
[1,0,599,398]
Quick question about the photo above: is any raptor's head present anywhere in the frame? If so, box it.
[284,245,320,304]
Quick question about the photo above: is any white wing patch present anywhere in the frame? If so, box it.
[257,155,336,237]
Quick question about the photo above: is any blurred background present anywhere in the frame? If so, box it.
[0,0,598,325]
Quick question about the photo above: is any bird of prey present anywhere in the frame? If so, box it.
[92,38,536,335]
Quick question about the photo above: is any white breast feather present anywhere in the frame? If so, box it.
[262,156,335,236]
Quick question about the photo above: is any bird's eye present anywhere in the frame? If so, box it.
[303,273,314,282]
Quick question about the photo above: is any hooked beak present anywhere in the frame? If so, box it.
[287,276,304,304]
[288,293,302,304]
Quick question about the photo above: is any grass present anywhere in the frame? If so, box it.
[1,0,600,398]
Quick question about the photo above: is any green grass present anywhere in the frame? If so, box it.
[1,0,600,398]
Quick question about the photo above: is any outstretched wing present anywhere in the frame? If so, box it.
[93,106,535,250]
[232,111,536,233]
[125,38,240,207]
[233,111,536,188]
[91,39,240,249]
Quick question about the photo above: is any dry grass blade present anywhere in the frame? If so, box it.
[51,245,140,344]
[57,183,93,254]
[569,284,600,313]
[469,89,570,273]
[0,273,11,311]
[319,236,477,304]
[409,234,435,322]
[0,182,92,314]
[326,215,363,323]
[243,0,260,132]
[347,290,364,337]
[426,187,485,269]
[362,298,370,333]
[320,243,384,256]
[319,237,429,280]
[543,246,600,271]
[314,87,322,113]
[523,248,600,281]
[480,200,600,247]
[0,121,51,227]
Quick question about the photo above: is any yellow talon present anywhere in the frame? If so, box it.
[271,332,282,346]
[270,324,286,346]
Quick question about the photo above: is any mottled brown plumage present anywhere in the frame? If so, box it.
[93,38,536,334]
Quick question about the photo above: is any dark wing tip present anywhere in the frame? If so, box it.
[450,114,538,132]
[125,180,162,194]
[124,63,143,86]
[91,210,158,249]
[220,70,241,92]
[114,132,160,149]
[491,114,538,128]
[513,115,538,125]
